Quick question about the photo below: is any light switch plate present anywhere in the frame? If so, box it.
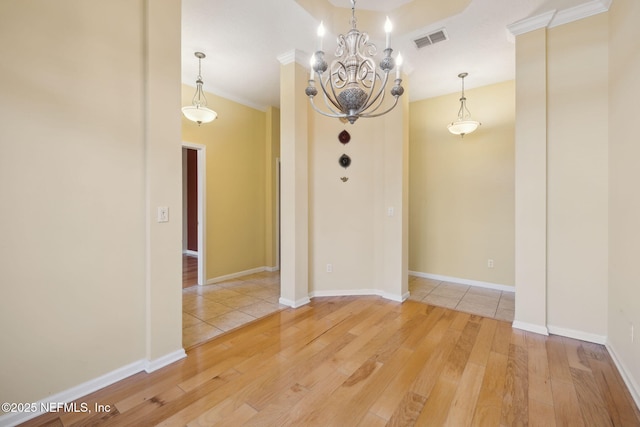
[157,206,169,223]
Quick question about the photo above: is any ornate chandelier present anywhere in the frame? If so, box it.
[447,72,480,137]
[182,52,217,126]
[305,0,404,124]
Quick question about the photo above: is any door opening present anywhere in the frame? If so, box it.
[182,142,206,287]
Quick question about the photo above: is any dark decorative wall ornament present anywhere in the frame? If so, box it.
[339,154,351,168]
[338,130,351,144]
[338,132,351,182]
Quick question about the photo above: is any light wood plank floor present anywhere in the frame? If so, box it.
[21,297,640,426]
[183,255,198,289]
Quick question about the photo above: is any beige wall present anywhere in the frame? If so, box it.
[265,107,281,269]
[0,0,182,406]
[513,14,610,340]
[546,14,609,338]
[308,81,408,300]
[608,0,640,401]
[278,55,408,303]
[409,81,515,287]
[182,89,270,280]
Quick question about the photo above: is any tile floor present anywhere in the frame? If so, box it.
[182,272,515,348]
[408,275,515,322]
[182,270,285,349]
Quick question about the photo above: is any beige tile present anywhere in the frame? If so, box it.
[230,283,265,294]
[431,283,469,299]
[460,293,499,309]
[466,287,501,298]
[407,292,427,302]
[183,283,223,296]
[202,288,245,301]
[263,295,282,304]
[239,301,282,318]
[495,308,515,322]
[423,294,460,309]
[207,311,257,332]
[182,322,224,348]
[249,288,280,300]
[500,291,515,301]
[409,282,439,294]
[215,279,246,288]
[182,295,212,313]
[218,294,263,309]
[188,300,235,321]
[183,312,203,328]
[498,296,515,311]
[455,300,497,318]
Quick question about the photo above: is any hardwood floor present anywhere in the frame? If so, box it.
[183,255,198,289]
[21,297,640,426]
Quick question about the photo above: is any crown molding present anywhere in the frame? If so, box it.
[277,49,309,66]
[507,0,611,36]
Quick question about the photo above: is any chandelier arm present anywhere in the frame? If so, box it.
[320,85,347,116]
[359,71,390,114]
[358,94,400,119]
[308,97,348,120]
[317,72,343,112]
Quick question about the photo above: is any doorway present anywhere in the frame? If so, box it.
[182,142,206,287]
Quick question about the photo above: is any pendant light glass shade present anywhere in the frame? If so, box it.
[183,52,217,125]
[448,72,480,137]
[448,119,480,136]
[181,105,217,124]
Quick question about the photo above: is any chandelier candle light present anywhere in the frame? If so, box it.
[305,0,404,124]
[182,52,218,125]
[447,72,480,137]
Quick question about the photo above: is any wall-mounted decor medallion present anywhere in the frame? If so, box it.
[338,130,351,144]
[339,154,351,168]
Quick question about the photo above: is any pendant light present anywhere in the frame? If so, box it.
[447,72,480,137]
[182,52,217,125]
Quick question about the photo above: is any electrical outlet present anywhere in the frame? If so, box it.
[487,259,494,268]
[326,264,332,273]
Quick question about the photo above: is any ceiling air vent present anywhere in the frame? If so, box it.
[413,28,448,49]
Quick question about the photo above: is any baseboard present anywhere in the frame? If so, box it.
[512,320,549,336]
[605,341,640,410]
[547,325,607,345]
[206,266,271,284]
[144,348,187,373]
[0,360,145,427]
[279,296,311,308]
[310,289,409,303]
[409,271,515,293]
[265,265,280,272]
[183,250,198,257]
[0,349,187,427]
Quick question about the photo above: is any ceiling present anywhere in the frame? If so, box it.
[181,0,552,111]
